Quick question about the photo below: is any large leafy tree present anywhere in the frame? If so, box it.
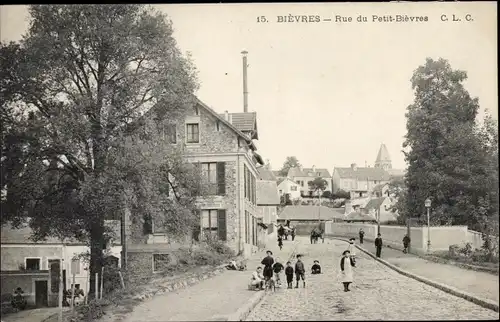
[1,4,198,298]
[403,58,498,231]
[308,177,328,196]
[278,156,301,177]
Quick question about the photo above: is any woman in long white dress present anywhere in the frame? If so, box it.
[339,250,356,292]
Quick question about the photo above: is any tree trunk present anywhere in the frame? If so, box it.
[89,220,104,300]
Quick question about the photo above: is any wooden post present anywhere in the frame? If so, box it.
[118,270,125,289]
[94,273,98,301]
[85,268,89,305]
[100,266,104,300]
[70,272,76,313]
[58,259,64,322]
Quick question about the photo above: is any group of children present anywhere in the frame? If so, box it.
[251,251,323,290]
[250,237,359,292]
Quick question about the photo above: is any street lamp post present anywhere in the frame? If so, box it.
[425,198,432,252]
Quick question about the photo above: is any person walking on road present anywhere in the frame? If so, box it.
[375,233,383,258]
[403,234,411,254]
[359,228,365,244]
[277,235,283,250]
[261,250,274,283]
[340,250,356,292]
[291,228,296,241]
[294,254,306,288]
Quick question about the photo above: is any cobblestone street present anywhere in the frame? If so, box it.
[245,239,500,321]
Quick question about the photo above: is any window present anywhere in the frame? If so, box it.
[163,124,177,144]
[202,163,217,195]
[300,181,304,187]
[186,123,199,143]
[216,121,220,132]
[290,186,297,191]
[245,211,250,244]
[71,258,81,275]
[25,258,40,270]
[153,254,171,273]
[194,106,199,115]
[202,210,218,238]
[201,209,227,241]
[279,189,283,194]
[244,166,256,204]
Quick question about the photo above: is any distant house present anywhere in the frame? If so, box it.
[1,220,121,307]
[363,197,397,223]
[256,180,280,244]
[277,178,301,200]
[277,206,344,223]
[372,183,390,198]
[332,163,391,199]
[287,165,333,196]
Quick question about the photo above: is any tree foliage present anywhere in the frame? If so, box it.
[402,58,498,231]
[332,189,350,200]
[278,156,301,177]
[1,4,199,298]
[308,177,328,196]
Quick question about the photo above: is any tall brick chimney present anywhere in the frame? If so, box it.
[241,50,249,112]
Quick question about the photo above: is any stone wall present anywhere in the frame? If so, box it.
[1,246,62,270]
[324,222,480,252]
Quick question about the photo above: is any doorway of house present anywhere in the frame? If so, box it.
[35,280,48,307]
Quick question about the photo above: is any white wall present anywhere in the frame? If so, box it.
[324,222,488,252]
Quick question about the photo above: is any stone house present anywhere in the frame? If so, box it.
[126,97,265,275]
[287,165,333,196]
[363,197,397,223]
[332,163,391,199]
[0,220,121,307]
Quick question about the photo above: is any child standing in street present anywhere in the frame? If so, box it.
[278,235,283,250]
[285,261,294,289]
[340,250,355,292]
[294,254,306,288]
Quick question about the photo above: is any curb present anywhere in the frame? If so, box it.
[226,240,300,321]
[331,237,499,313]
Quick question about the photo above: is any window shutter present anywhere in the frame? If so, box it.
[217,162,226,195]
[143,214,153,235]
[217,209,227,241]
[192,210,201,241]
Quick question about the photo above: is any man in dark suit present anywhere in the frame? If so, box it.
[375,233,383,258]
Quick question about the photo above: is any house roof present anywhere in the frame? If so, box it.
[273,171,283,177]
[387,168,405,178]
[1,220,121,245]
[218,112,258,139]
[258,167,277,181]
[277,177,299,186]
[364,197,387,211]
[334,166,391,181]
[344,211,377,222]
[287,167,332,179]
[256,181,280,205]
[278,206,344,221]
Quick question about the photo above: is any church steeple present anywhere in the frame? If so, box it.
[375,143,392,170]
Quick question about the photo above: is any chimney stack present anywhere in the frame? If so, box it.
[351,163,357,171]
[241,50,249,113]
[224,110,229,121]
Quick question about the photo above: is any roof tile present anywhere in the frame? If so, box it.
[278,206,344,221]
[256,181,280,205]
[334,167,391,181]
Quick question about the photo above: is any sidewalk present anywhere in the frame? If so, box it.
[357,239,499,304]
[117,237,300,321]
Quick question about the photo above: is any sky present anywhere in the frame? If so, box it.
[1,2,497,172]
